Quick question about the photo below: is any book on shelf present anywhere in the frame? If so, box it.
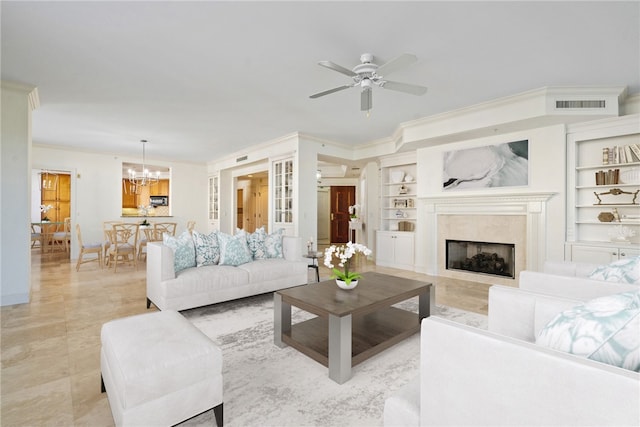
[595,169,620,185]
[630,144,640,162]
[605,144,640,164]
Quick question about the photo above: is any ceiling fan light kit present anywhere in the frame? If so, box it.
[310,52,428,114]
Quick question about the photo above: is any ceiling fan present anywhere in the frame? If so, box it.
[310,53,427,113]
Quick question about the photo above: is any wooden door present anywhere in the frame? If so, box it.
[41,173,71,223]
[256,183,268,232]
[330,186,355,243]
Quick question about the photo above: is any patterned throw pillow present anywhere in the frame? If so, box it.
[163,230,196,273]
[264,228,285,259]
[246,227,267,260]
[217,232,253,266]
[192,230,220,267]
[588,256,640,284]
[536,290,640,372]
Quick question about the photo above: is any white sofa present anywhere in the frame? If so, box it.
[384,278,640,426]
[146,236,308,311]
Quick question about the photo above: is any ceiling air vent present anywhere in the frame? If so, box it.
[555,100,606,109]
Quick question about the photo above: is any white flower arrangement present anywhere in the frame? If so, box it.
[348,204,360,219]
[324,241,372,285]
[40,204,53,221]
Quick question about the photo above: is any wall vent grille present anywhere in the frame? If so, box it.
[555,100,606,109]
[236,155,248,162]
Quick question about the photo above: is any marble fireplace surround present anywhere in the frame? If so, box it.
[421,192,556,286]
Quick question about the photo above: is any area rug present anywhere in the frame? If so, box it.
[180,293,487,427]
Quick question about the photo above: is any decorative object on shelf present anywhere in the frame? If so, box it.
[349,204,360,220]
[398,221,415,231]
[395,210,407,218]
[324,242,372,288]
[407,198,414,208]
[390,171,405,183]
[394,199,408,208]
[404,174,414,182]
[128,139,160,192]
[593,188,639,205]
[620,168,640,184]
[608,225,636,243]
[40,204,53,222]
[398,185,408,195]
[597,212,615,222]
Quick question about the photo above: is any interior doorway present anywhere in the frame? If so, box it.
[236,172,269,233]
[330,186,355,244]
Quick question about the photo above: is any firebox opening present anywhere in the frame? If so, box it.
[446,239,515,279]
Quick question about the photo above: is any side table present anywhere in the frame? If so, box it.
[303,252,321,283]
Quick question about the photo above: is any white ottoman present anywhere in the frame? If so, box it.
[101,310,223,426]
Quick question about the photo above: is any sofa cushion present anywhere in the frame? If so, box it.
[192,230,220,267]
[246,227,267,260]
[264,228,285,258]
[588,256,640,284]
[238,258,307,283]
[163,230,196,273]
[536,290,640,372]
[218,232,253,266]
[167,264,250,298]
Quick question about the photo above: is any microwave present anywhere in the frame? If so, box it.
[150,195,168,206]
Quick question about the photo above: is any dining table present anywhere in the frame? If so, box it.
[31,221,65,255]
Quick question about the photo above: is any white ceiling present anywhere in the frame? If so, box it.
[2,1,638,164]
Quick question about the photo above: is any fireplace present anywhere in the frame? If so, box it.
[446,239,515,279]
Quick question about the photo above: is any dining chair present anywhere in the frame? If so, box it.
[52,217,71,252]
[187,220,196,234]
[153,222,177,240]
[137,222,155,262]
[108,223,139,272]
[103,221,122,267]
[75,224,103,271]
[31,224,42,249]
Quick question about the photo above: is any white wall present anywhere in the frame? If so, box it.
[31,146,208,259]
[1,82,36,306]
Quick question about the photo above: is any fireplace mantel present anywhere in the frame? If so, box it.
[418,192,557,281]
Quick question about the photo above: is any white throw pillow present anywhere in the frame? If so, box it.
[536,290,640,372]
[588,256,640,284]
[163,230,196,273]
[217,232,253,266]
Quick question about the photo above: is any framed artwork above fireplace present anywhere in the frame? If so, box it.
[442,140,529,190]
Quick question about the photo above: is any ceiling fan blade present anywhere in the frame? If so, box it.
[309,84,353,99]
[376,53,417,77]
[381,80,428,96]
[318,60,358,77]
[361,89,372,111]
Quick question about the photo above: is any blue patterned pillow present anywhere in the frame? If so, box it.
[217,232,253,266]
[588,256,640,284]
[192,230,220,267]
[247,227,267,260]
[163,230,196,273]
[536,290,640,372]
[264,228,284,258]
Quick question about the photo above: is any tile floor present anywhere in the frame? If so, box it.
[1,247,490,426]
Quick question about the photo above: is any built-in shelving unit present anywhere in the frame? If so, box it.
[566,114,640,263]
[377,153,417,270]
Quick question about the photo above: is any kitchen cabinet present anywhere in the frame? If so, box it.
[41,173,70,222]
[122,179,138,208]
[376,231,414,270]
[150,179,170,196]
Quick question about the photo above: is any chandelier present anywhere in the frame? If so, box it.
[128,140,159,191]
[39,170,58,191]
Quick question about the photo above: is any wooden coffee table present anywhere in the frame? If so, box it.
[274,271,434,384]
